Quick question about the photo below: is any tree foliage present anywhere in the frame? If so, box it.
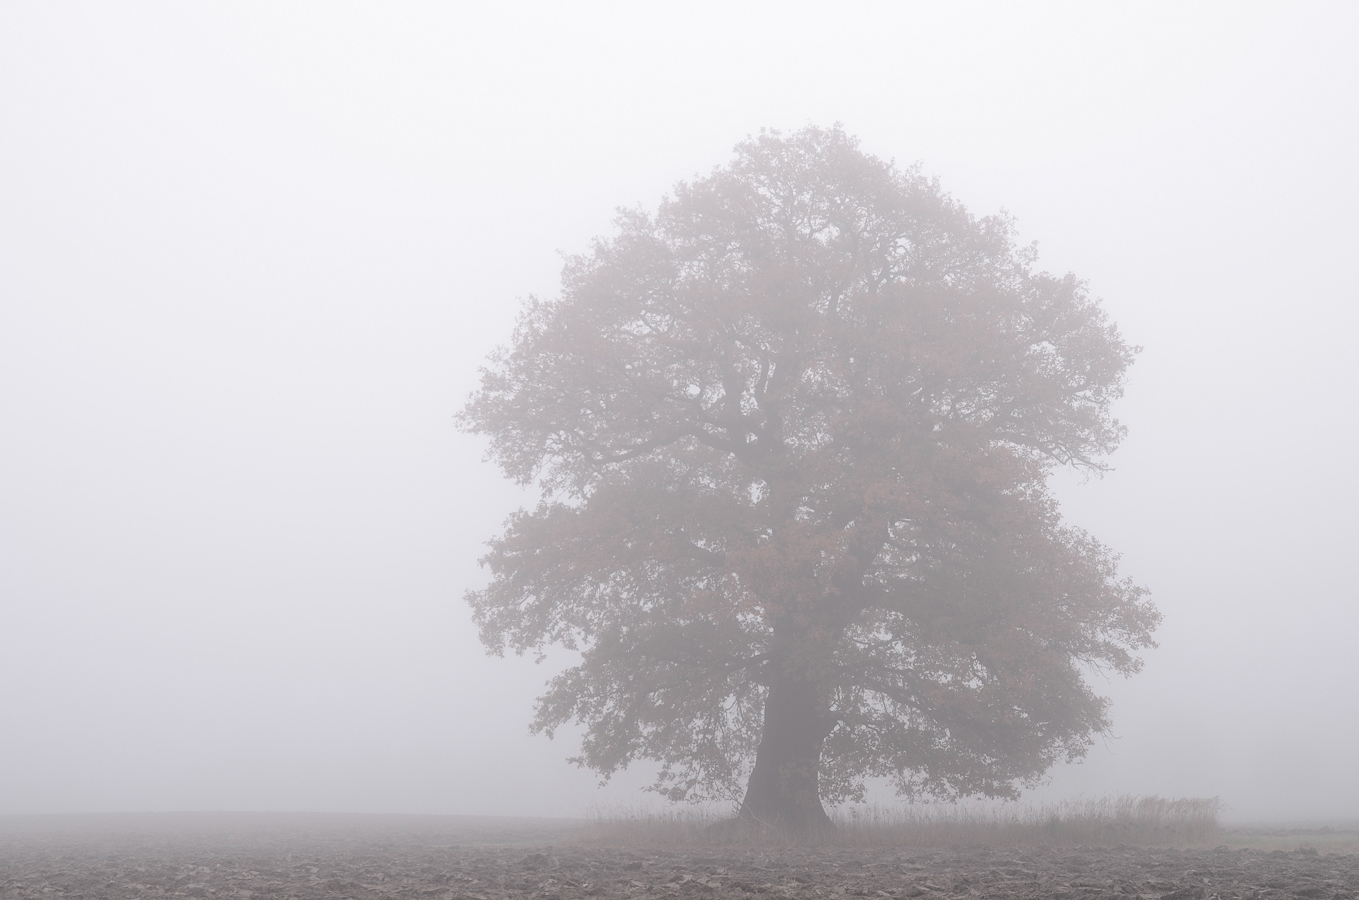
[459,126,1159,816]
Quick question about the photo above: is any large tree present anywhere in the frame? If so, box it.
[459,126,1159,832]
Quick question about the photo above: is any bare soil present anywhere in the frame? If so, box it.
[2,813,1356,900]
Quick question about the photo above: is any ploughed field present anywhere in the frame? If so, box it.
[2,814,1357,900]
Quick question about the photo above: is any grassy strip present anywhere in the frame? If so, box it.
[1220,826,1359,854]
[581,795,1224,848]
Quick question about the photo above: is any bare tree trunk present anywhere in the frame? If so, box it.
[737,674,834,834]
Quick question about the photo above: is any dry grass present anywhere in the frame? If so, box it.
[1220,825,1359,854]
[580,795,1225,848]
[833,796,1224,848]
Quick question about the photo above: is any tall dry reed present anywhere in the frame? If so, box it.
[580,795,1223,848]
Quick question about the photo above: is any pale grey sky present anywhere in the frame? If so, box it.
[1,2,1356,822]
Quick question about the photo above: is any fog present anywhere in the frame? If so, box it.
[2,2,1355,824]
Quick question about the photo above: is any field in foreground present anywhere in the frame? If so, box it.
[2,812,1358,899]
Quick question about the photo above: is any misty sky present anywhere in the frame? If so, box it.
[2,2,1356,823]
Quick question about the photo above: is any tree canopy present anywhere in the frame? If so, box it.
[459,125,1159,830]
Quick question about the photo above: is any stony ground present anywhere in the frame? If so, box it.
[2,814,1356,900]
